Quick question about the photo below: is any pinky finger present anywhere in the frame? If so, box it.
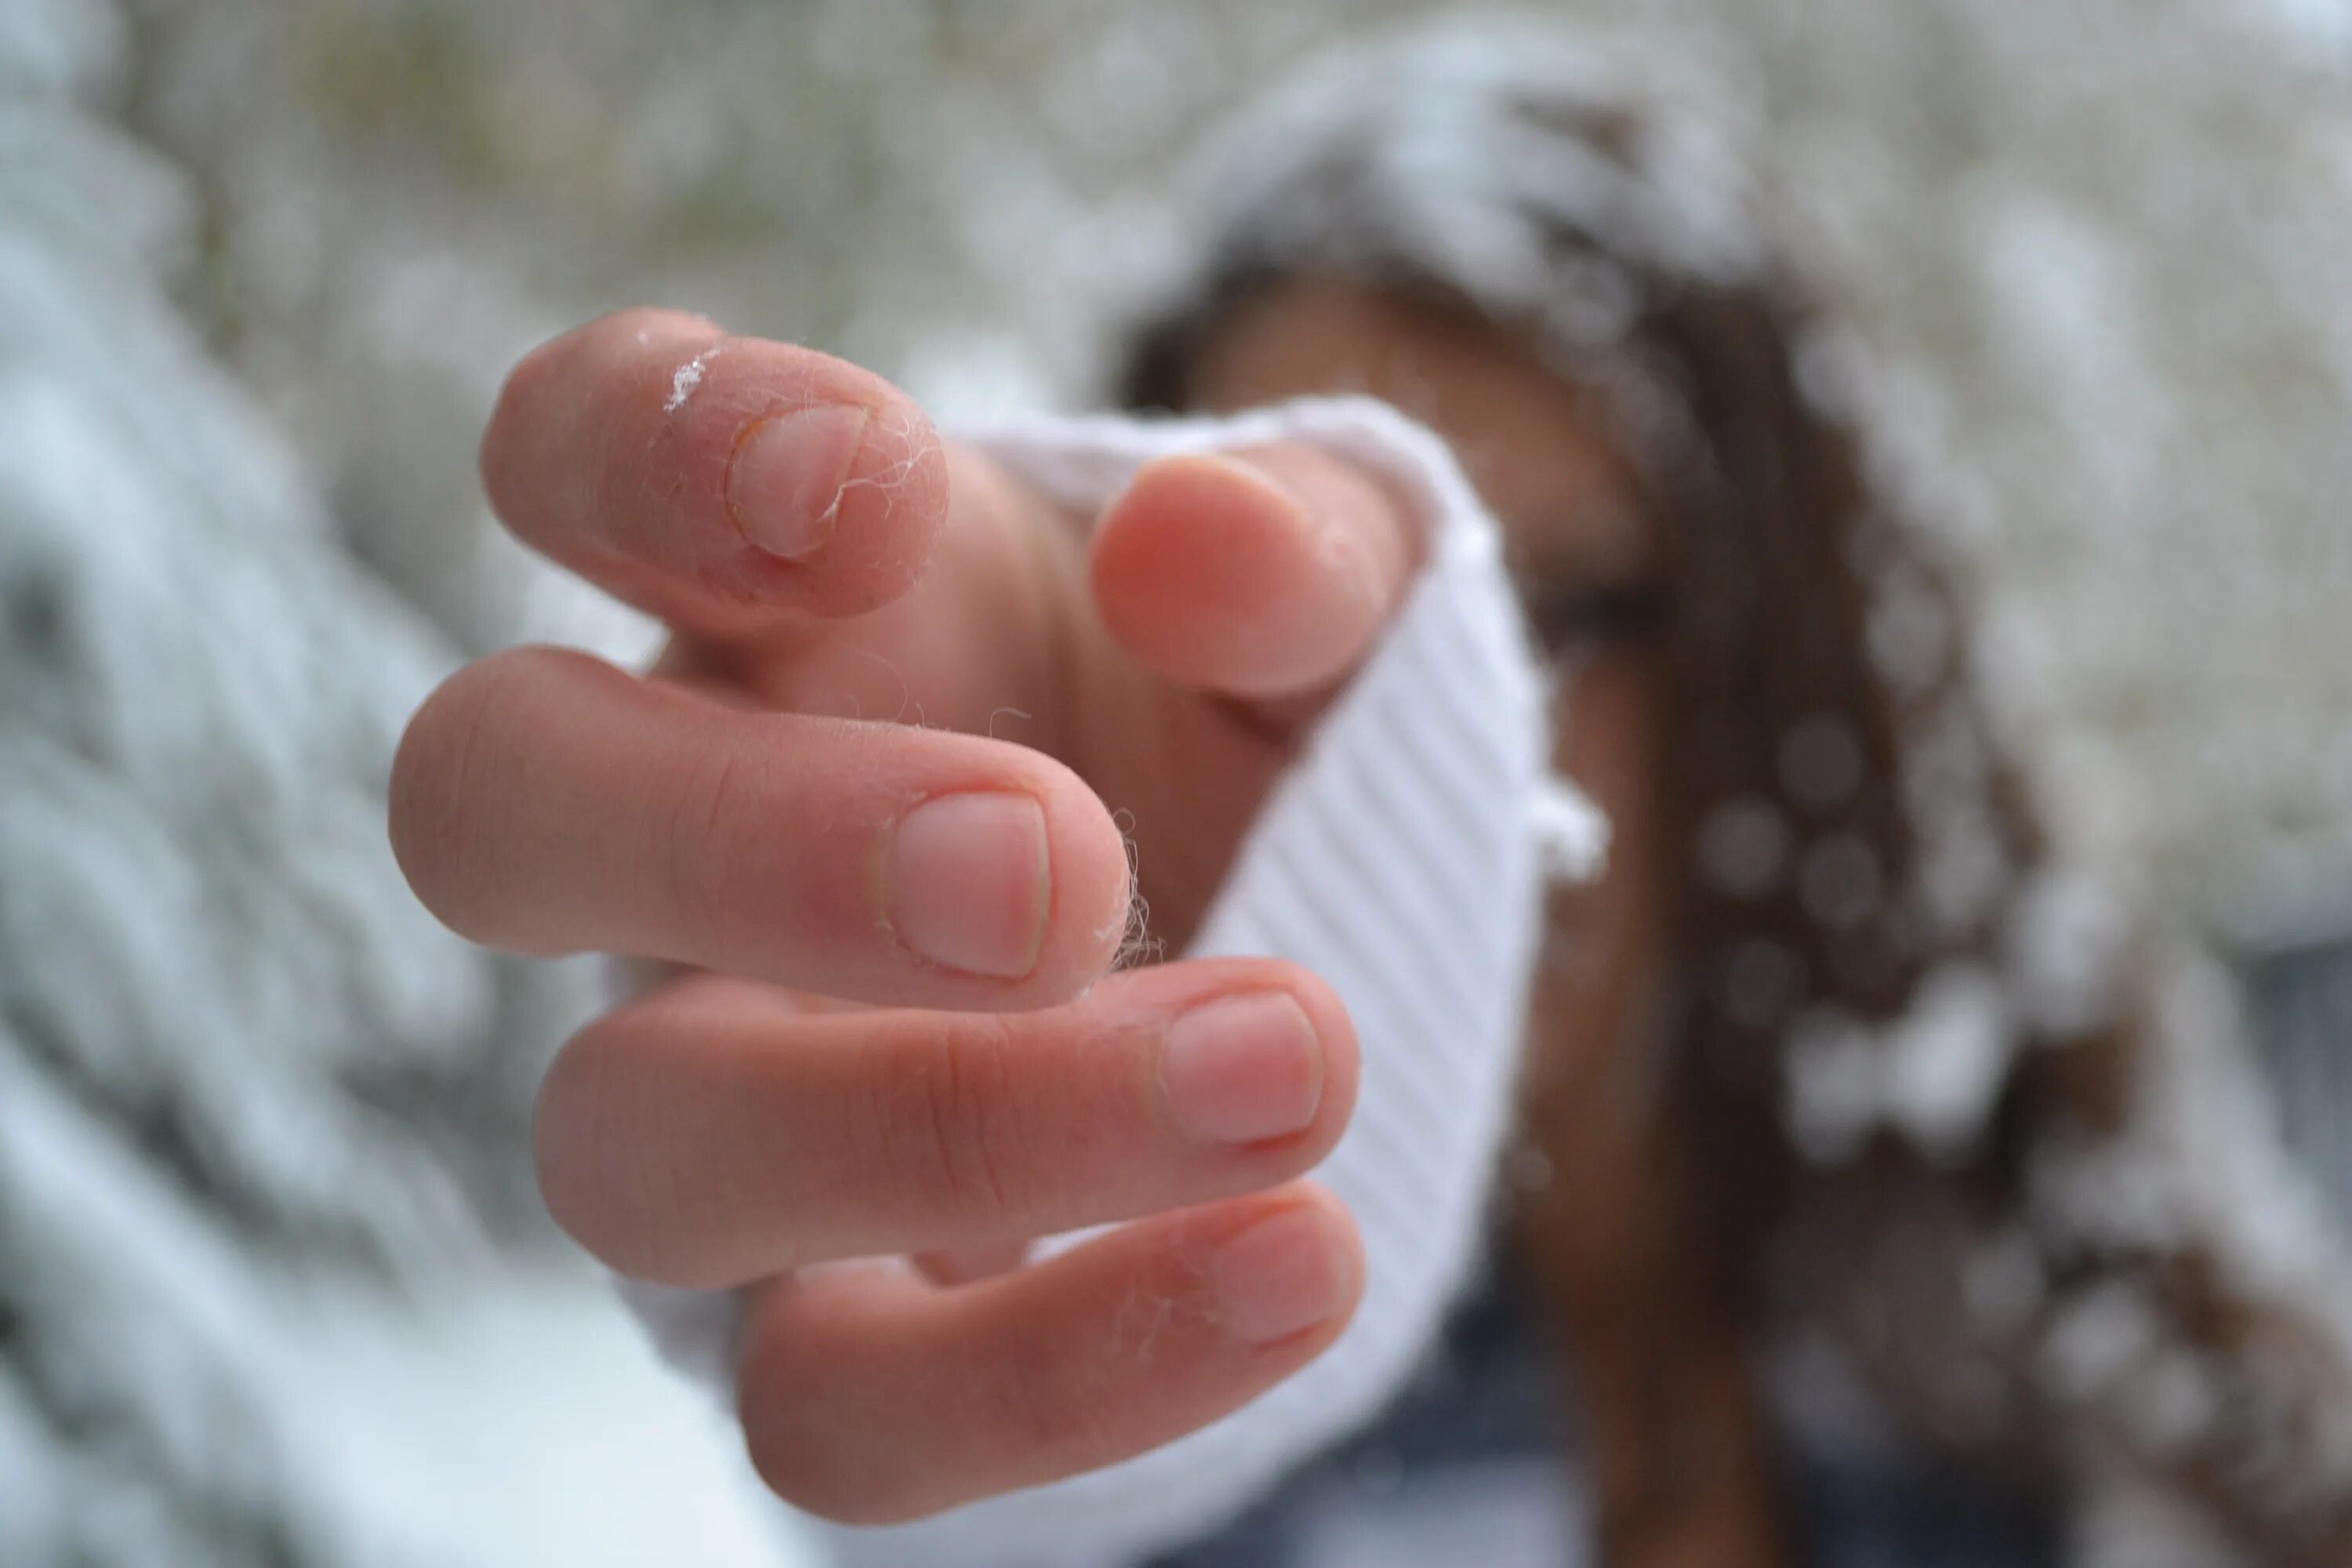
[737,1185,1363,1524]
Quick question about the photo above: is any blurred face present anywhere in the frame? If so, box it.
[1186,276,1678,1104]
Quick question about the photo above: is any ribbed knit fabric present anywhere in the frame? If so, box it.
[621,397,1597,1568]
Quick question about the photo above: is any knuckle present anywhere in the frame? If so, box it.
[657,730,778,956]
[879,1014,1036,1228]
[985,1327,1123,1468]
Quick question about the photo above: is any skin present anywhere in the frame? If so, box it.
[1188,278,1790,1568]
[395,306,1399,1523]
[394,286,1779,1555]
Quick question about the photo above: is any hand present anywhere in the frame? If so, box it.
[389,309,1418,1521]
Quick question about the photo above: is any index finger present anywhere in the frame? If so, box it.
[481,309,950,632]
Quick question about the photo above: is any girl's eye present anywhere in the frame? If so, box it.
[1526,582,1670,651]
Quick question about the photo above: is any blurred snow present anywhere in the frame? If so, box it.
[0,2,789,1561]
[262,1271,802,1568]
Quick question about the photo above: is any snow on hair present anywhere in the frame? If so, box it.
[1122,21,2352,1558]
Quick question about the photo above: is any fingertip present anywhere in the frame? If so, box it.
[1195,1183,1366,1356]
[479,311,951,630]
[530,1016,632,1275]
[1274,967,1362,1149]
[1026,755,1138,995]
[389,645,611,953]
[1073,956,1363,1166]
[887,747,1136,1007]
[1089,452,1312,694]
[1292,1181,1368,1304]
[787,392,953,620]
[480,308,717,539]
[659,343,952,622]
[735,1187,1368,1523]
[738,1267,927,1523]
[1090,446,1410,701]
[1290,1182,1370,1327]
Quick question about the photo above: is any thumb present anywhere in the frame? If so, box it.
[1087,442,1417,718]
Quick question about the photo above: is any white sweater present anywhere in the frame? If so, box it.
[624,397,1597,1568]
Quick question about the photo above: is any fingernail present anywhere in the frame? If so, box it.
[887,793,1050,978]
[1160,993,1323,1145]
[1210,1204,1355,1345]
[724,405,873,561]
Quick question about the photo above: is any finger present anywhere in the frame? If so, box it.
[480,308,950,631]
[738,1185,1364,1523]
[649,442,1083,735]
[535,960,1359,1288]
[1087,442,1415,704]
[389,644,1131,1010]
[912,1242,1030,1287]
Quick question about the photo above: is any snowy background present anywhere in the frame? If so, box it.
[122,0,2352,914]
[5,0,2351,1563]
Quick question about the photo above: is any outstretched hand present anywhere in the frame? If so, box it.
[390,308,1419,1520]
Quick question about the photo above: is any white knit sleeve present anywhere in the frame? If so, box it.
[621,397,1597,1567]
